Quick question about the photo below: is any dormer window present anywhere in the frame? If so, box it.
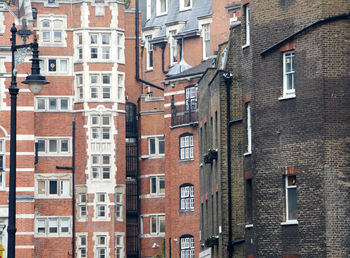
[180,0,192,11]
[157,0,167,16]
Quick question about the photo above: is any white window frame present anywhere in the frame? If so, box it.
[243,4,250,47]
[156,0,167,16]
[95,193,107,219]
[285,175,297,223]
[89,33,111,61]
[169,30,177,65]
[76,74,84,100]
[116,32,125,63]
[180,236,194,258]
[148,136,165,156]
[180,134,194,160]
[179,0,192,11]
[91,114,111,142]
[117,73,125,101]
[115,233,124,258]
[43,58,69,73]
[91,155,111,180]
[77,33,83,60]
[77,233,88,258]
[36,138,72,156]
[146,0,152,20]
[78,193,88,219]
[89,73,112,101]
[35,217,71,236]
[115,193,124,220]
[244,103,252,155]
[150,215,165,235]
[36,176,71,198]
[283,51,295,98]
[150,176,165,195]
[180,185,194,211]
[0,140,5,188]
[38,16,66,46]
[96,235,108,258]
[202,24,210,59]
[35,97,70,112]
[145,35,153,70]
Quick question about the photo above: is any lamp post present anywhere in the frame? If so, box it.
[7,23,49,258]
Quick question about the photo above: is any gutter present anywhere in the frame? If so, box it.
[223,72,233,257]
[261,12,350,56]
[159,42,169,74]
[135,0,164,91]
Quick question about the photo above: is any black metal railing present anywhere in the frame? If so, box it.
[126,222,139,256]
[126,103,137,138]
[126,180,138,215]
[126,142,138,178]
[171,101,198,126]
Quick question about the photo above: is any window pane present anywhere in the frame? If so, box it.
[287,74,294,90]
[60,59,68,72]
[102,168,110,179]
[61,139,69,152]
[102,88,110,99]
[102,128,110,139]
[91,48,98,59]
[98,193,105,202]
[49,139,57,152]
[42,20,50,28]
[102,75,110,84]
[91,87,98,98]
[49,98,57,110]
[102,34,110,44]
[60,99,68,110]
[37,219,46,233]
[90,34,98,44]
[80,194,87,203]
[38,140,45,152]
[92,167,99,179]
[60,218,69,233]
[151,217,157,233]
[53,20,63,28]
[102,116,110,125]
[159,178,165,194]
[49,180,58,194]
[60,180,70,195]
[38,181,46,195]
[37,98,46,110]
[102,155,110,164]
[54,31,62,42]
[49,218,58,233]
[43,31,50,42]
[102,48,110,59]
[158,137,165,154]
[159,216,165,233]
[149,138,155,154]
[151,178,157,194]
[80,235,86,245]
[288,188,297,220]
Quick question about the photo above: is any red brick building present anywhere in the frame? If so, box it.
[0,0,138,257]
[0,0,236,257]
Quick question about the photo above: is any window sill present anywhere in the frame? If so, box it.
[144,68,154,73]
[279,94,296,101]
[242,43,250,49]
[280,220,298,226]
[179,209,194,213]
[245,224,253,229]
[179,158,194,162]
[244,152,252,157]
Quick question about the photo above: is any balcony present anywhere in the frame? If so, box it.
[126,179,138,215]
[171,101,198,127]
[126,142,138,178]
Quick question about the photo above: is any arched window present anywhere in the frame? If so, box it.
[179,184,194,211]
[179,133,193,160]
[180,234,194,258]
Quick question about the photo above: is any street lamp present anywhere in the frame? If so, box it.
[7,23,49,258]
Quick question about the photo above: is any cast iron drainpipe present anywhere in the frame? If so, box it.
[135,0,164,91]
[223,72,234,257]
[56,121,75,257]
[159,42,169,74]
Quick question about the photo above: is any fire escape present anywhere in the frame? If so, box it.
[125,103,139,257]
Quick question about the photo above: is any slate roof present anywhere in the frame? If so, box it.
[165,57,216,81]
[144,0,212,40]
